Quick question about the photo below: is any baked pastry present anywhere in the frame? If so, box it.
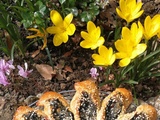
[13,106,49,120]
[36,91,74,120]
[13,80,158,120]
[70,80,101,120]
[117,104,157,120]
[97,88,133,120]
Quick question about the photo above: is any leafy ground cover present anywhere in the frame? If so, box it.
[0,0,160,119]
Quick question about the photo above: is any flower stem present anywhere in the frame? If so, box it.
[45,47,54,69]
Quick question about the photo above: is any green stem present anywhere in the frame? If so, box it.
[45,47,54,69]
[132,84,139,105]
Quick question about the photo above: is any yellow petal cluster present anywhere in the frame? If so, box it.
[116,0,144,23]
[80,21,105,50]
[142,14,160,40]
[92,45,115,66]
[115,22,147,67]
[26,28,47,50]
[46,10,76,46]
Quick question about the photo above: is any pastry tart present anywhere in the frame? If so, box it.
[117,104,157,120]
[70,80,101,120]
[13,80,158,120]
[13,106,49,120]
[36,91,74,120]
[97,88,133,120]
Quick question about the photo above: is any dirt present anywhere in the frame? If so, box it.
[0,0,160,120]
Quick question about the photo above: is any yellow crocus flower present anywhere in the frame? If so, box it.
[142,14,160,40]
[115,22,147,67]
[26,28,47,50]
[46,10,76,46]
[80,21,105,50]
[116,0,144,23]
[92,45,115,66]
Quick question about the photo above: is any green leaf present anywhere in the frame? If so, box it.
[121,80,138,84]
[25,0,34,11]
[120,65,134,77]
[65,7,78,16]
[68,0,76,7]
[99,80,115,86]
[59,0,66,4]
[80,11,92,22]
[21,19,33,28]
[150,73,160,77]
[10,6,29,13]
[35,1,46,15]
[0,15,7,28]
[0,47,10,56]
[141,48,160,62]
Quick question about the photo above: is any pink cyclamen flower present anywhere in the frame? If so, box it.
[0,70,9,86]
[0,59,15,75]
[17,62,33,78]
[90,67,99,79]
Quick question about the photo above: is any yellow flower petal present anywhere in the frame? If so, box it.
[66,24,76,35]
[122,27,131,40]
[64,13,73,27]
[110,54,116,65]
[143,15,160,40]
[46,26,61,34]
[26,35,38,39]
[116,0,143,23]
[132,2,143,15]
[115,39,132,53]
[131,44,147,59]
[28,28,39,32]
[92,46,115,66]
[133,10,143,19]
[80,21,104,49]
[115,52,127,59]
[106,48,116,65]
[119,0,126,13]
[87,21,96,33]
[92,54,106,65]
[26,28,44,38]
[41,36,47,50]
[94,27,101,40]
[62,32,69,43]
[119,58,131,67]
[80,40,93,49]
[47,10,76,46]
[116,8,126,21]
[95,37,105,48]
[50,10,63,25]
[53,33,68,46]
[99,45,108,57]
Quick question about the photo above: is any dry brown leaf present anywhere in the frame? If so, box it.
[56,71,64,80]
[31,49,40,58]
[0,96,5,110]
[64,65,73,72]
[63,50,73,57]
[35,64,56,80]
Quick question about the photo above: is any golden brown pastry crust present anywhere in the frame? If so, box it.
[134,104,157,120]
[13,106,48,120]
[70,80,101,120]
[13,81,157,120]
[97,88,133,120]
[36,91,72,120]
[117,104,157,120]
